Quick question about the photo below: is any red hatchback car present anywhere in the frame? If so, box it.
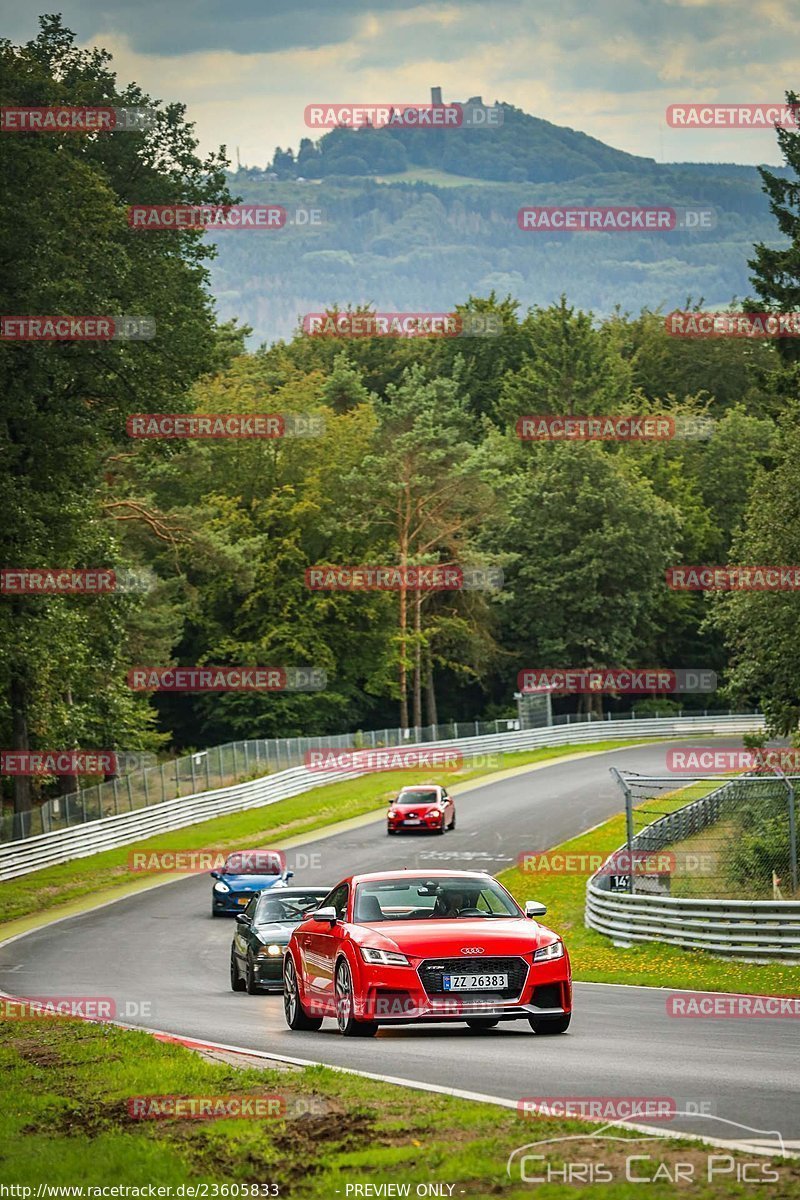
[282,869,571,1037]
[387,784,455,835]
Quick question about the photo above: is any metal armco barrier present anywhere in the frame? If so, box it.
[586,763,800,961]
[0,714,763,881]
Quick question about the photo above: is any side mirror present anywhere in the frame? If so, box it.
[525,901,547,919]
[210,871,220,880]
[286,870,295,879]
[312,905,338,924]
[235,912,251,925]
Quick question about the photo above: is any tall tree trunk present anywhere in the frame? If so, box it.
[412,592,423,729]
[10,674,32,839]
[425,652,438,727]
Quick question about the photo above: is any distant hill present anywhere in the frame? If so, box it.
[207,93,787,345]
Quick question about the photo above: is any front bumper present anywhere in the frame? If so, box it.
[252,953,286,988]
[387,813,443,833]
[355,955,571,1024]
[212,890,260,913]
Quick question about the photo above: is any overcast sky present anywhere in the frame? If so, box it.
[2,1,794,168]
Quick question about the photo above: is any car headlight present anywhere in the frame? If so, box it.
[533,940,564,963]
[360,947,410,966]
[213,881,230,893]
[258,944,283,957]
[388,809,396,817]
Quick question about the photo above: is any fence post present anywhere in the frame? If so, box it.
[775,768,799,895]
[610,766,635,895]
[127,775,134,811]
[190,754,197,794]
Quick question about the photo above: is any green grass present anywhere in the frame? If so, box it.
[0,740,648,930]
[2,1015,797,1198]
[372,167,498,186]
[499,792,800,995]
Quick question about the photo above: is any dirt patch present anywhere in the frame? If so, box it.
[10,1036,64,1068]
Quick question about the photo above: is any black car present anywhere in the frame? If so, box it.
[230,886,330,994]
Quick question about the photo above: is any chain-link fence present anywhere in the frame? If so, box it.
[610,769,799,900]
[1,706,754,842]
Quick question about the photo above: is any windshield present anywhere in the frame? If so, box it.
[254,894,323,924]
[396,789,438,805]
[353,876,521,922]
[223,851,281,875]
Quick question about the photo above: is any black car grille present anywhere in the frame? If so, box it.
[418,956,528,1000]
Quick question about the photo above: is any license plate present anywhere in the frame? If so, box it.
[443,974,508,991]
[403,818,421,825]
[237,897,249,906]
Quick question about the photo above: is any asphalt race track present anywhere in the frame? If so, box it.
[2,740,799,1149]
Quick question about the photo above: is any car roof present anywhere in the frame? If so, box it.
[259,886,329,896]
[349,869,492,885]
[398,782,441,789]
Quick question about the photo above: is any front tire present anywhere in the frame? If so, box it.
[449,811,456,830]
[335,958,378,1037]
[528,1014,571,1035]
[283,957,322,1031]
[230,949,246,992]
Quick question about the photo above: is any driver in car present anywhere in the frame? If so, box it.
[439,890,467,917]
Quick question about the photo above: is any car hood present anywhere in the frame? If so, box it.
[252,922,296,942]
[352,918,557,956]
[219,874,283,889]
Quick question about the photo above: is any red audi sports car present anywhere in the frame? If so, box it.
[282,869,571,1037]
[386,784,455,835]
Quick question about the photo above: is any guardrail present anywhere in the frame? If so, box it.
[586,767,800,961]
[0,713,763,882]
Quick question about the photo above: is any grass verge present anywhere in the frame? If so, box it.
[0,740,648,930]
[1,1015,796,1198]
[499,792,800,995]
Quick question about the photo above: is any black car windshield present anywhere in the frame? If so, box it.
[223,851,281,875]
[255,894,322,924]
[397,790,438,805]
[353,877,522,922]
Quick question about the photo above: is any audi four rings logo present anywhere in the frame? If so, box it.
[460,947,485,955]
